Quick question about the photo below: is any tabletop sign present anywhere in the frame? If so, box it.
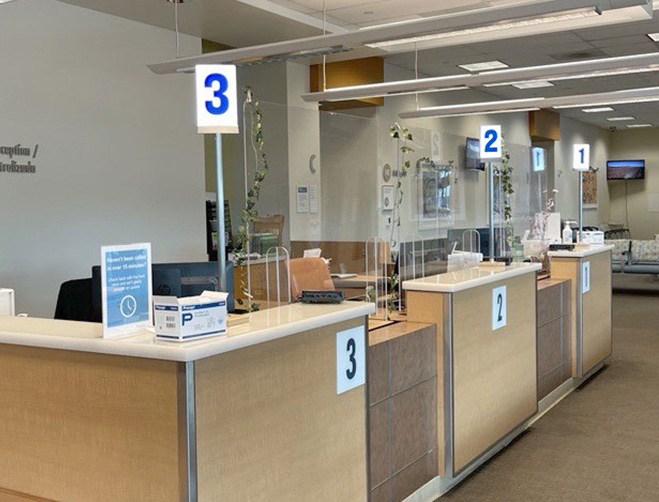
[573,144,590,172]
[583,261,591,294]
[492,285,507,331]
[195,64,239,135]
[480,125,502,160]
[336,326,366,395]
[101,243,152,339]
[532,147,547,172]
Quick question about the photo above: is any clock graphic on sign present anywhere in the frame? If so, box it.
[120,295,138,319]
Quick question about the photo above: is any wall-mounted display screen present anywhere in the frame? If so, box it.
[607,160,645,180]
[465,137,485,171]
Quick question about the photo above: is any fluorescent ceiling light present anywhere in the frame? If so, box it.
[458,61,509,72]
[648,33,659,42]
[365,7,600,49]
[627,123,653,127]
[607,116,636,121]
[418,108,541,119]
[302,52,659,104]
[583,107,615,113]
[399,86,659,120]
[513,80,555,89]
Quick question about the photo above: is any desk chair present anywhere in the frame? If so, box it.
[253,215,285,247]
[55,278,94,322]
[288,258,335,300]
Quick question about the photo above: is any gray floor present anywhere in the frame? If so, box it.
[440,288,659,502]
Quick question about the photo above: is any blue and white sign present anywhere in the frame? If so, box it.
[573,144,590,172]
[101,243,152,339]
[195,64,239,135]
[480,125,503,160]
[583,261,591,294]
[492,285,507,331]
[532,147,547,172]
[336,325,366,395]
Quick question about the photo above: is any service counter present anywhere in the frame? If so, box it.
[403,263,541,478]
[0,302,374,502]
[549,245,614,378]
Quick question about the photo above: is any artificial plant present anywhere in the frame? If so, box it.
[234,86,270,312]
[387,123,414,313]
[496,136,515,254]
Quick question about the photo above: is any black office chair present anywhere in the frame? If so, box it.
[54,278,94,322]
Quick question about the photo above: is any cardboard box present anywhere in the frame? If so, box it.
[154,291,228,342]
[582,231,605,246]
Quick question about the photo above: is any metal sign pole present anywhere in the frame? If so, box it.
[216,133,227,292]
[578,171,584,243]
[489,162,495,262]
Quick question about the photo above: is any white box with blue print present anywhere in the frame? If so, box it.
[154,291,229,342]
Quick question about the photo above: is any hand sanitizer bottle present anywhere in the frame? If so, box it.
[562,222,573,244]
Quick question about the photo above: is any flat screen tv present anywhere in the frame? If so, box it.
[607,160,645,180]
[465,137,485,171]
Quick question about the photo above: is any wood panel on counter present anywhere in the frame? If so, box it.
[368,322,438,502]
[195,318,368,502]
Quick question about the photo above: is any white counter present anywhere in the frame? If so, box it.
[548,245,614,259]
[0,302,375,362]
[402,262,542,293]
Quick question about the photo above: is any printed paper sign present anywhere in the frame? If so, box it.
[336,326,366,395]
[583,261,591,294]
[492,285,507,331]
[101,243,152,339]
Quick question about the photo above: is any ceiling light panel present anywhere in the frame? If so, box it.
[647,33,659,42]
[627,123,653,127]
[583,107,615,112]
[607,116,636,121]
[458,61,510,72]
[512,80,555,89]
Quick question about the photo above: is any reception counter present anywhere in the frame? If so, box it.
[403,263,541,478]
[0,302,374,502]
[549,245,613,378]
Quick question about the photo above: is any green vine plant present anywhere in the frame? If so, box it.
[495,135,515,255]
[234,86,269,312]
[387,123,414,313]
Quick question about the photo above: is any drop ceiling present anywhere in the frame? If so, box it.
[56,0,659,129]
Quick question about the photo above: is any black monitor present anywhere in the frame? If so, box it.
[465,138,486,171]
[607,159,645,180]
[91,262,234,322]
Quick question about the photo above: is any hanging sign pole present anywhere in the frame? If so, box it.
[196,64,239,293]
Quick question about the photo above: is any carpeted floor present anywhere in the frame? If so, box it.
[439,291,659,502]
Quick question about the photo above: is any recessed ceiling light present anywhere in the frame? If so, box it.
[607,117,636,121]
[647,33,659,42]
[458,61,509,72]
[582,107,614,113]
[512,80,554,89]
[627,123,653,128]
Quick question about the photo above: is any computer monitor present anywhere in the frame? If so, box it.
[91,262,234,322]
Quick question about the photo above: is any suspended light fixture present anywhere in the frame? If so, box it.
[398,86,659,119]
[148,0,650,74]
[301,52,659,103]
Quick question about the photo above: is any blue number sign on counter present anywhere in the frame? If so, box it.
[195,64,239,135]
[101,243,152,339]
[336,326,366,395]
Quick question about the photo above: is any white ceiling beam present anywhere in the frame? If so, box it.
[148,0,649,74]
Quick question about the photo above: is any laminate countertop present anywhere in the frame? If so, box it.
[548,244,614,259]
[0,302,375,362]
[402,262,542,293]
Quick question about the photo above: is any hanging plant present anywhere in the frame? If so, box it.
[496,136,515,253]
[387,123,414,313]
[234,87,270,312]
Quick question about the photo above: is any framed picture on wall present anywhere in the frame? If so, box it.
[416,159,454,230]
[583,170,598,209]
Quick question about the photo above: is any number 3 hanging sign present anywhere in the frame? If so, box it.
[195,64,240,135]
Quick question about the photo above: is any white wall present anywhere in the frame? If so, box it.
[0,0,205,317]
[610,128,659,239]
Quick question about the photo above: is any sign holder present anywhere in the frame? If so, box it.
[480,125,503,263]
